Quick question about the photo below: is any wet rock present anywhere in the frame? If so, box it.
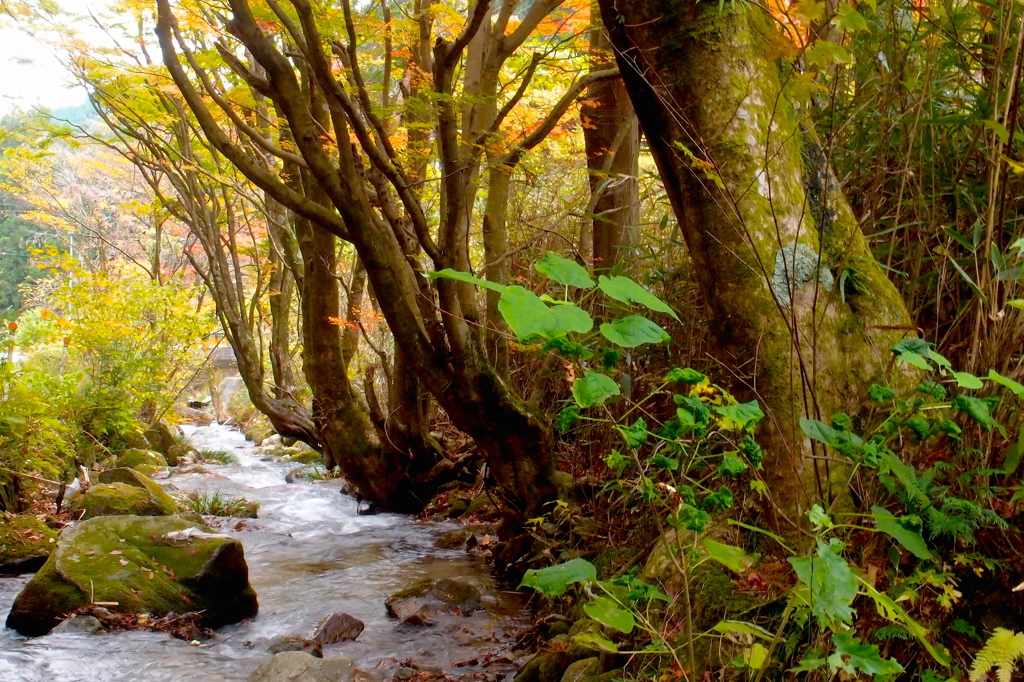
[385,578,481,625]
[560,658,600,682]
[70,482,177,520]
[267,634,323,658]
[435,529,471,549]
[6,515,258,636]
[0,515,58,574]
[248,651,355,682]
[314,612,364,644]
[284,468,306,484]
[50,614,104,635]
[115,449,168,471]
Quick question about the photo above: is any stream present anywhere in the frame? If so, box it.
[0,423,528,681]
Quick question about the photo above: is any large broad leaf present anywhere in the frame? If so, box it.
[597,275,680,321]
[534,252,595,289]
[800,418,863,457]
[519,558,596,596]
[703,538,755,573]
[584,596,635,634]
[828,631,904,676]
[989,369,1024,398]
[952,395,1006,437]
[498,286,593,340]
[788,539,858,628]
[712,620,774,641]
[572,632,619,654]
[426,268,507,293]
[872,506,933,561]
[952,371,984,389]
[572,371,620,409]
[600,315,670,348]
[714,401,764,430]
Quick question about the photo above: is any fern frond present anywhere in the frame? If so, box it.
[970,628,1024,682]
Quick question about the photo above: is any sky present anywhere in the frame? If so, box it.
[0,1,105,114]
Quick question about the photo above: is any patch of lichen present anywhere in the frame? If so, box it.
[0,515,57,566]
[71,482,177,519]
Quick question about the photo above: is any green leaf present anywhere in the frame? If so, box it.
[718,454,748,476]
[1003,426,1024,475]
[898,351,933,370]
[952,395,1005,437]
[519,558,597,595]
[789,539,858,628]
[425,268,507,293]
[836,2,869,31]
[703,538,754,573]
[744,642,768,670]
[618,417,648,447]
[600,315,670,348]
[872,506,934,561]
[572,632,619,654]
[714,401,764,430]
[891,338,934,355]
[534,252,595,289]
[927,350,952,369]
[498,286,593,339]
[571,371,620,409]
[952,371,984,389]
[597,275,679,321]
[666,367,706,384]
[828,631,904,676]
[989,370,1024,397]
[650,453,679,471]
[790,651,827,673]
[584,596,635,634]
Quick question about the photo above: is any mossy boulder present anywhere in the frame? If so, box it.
[144,421,180,456]
[115,449,168,470]
[6,515,258,636]
[0,515,58,573]
[282,448,321,465]
[70,482,177,519]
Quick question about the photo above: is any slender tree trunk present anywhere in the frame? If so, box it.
[582,4,639,273]
[598,0,914,526]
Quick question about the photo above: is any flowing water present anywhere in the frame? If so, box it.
[0,423,528,681]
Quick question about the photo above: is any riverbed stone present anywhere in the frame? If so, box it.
[435,529,471,549]
[313,612,364,644]
[0,515,58,574]
[50,614,104,635]
[70,482,177,519]
[115,448,168,470]
[385,578,481,625]
[248,651,355,682]
[267,634,323,658]
[6,515,258,636]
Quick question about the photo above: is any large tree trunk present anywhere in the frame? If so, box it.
[597,0,913,527]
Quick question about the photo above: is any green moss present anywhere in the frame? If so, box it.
[115,448,167,470]
[0,515,58,571]
[71,482,177,519]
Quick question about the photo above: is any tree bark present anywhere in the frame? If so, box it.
[581,4,639,273]
[597,0,914,527]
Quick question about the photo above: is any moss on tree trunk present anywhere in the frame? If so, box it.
[599,0,912,528]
